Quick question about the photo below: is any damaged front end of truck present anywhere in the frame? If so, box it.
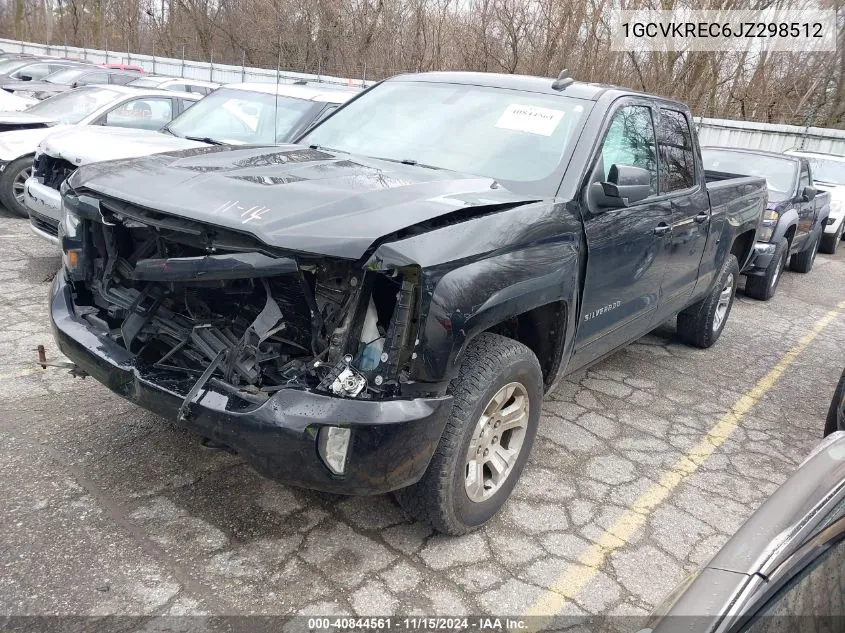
[52,187,452,493]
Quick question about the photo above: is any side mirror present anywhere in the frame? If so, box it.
[590,164,652,209]
[19,74,33,81]
[801,186,816,202]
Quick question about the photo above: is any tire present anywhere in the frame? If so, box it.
[0,155,34,218]
[819,222,843,255]
[823,369,845,437]
[677,254,739,349]
[789,232,820,273]
[744,239,787,301]
[395,333,542,535]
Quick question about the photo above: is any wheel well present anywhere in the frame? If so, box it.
[484,301,566,388]
[730,229,755,268]
[783,224,796,248]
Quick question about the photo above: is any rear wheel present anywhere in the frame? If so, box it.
[819,223,843,255]
[677,254,739,349]
[0,155,34,218]
[744,239,787,301]
[789,232,820,273]
[395,333,542,535]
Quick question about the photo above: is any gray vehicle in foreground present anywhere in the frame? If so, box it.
[647,430,845,632]
[24,82,357,243]
[703,148,831,301]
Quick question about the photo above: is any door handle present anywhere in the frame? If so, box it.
[653,223,670,236]
[694,212,709,224]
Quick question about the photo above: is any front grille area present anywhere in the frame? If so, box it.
[33,154,77,191]
[29,210,59,237]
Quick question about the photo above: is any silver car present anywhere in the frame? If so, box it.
[0,85,199,227]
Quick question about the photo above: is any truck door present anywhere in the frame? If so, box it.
[656,107,710,309]
[572,102,672,363]
[795,161,814,249]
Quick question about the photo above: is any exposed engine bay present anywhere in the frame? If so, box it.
[66,201,420,405]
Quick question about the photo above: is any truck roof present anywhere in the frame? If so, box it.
[702,146,802,162]
[392,71,676,105]
[223,81,358,104]
[785,149,845,162]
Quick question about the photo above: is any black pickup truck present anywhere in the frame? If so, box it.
[50,72,766,534]
[702,148,831,301]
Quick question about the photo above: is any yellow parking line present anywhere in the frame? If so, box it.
[525,300,845,625]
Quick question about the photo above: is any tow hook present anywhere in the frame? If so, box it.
[35,344,88,378]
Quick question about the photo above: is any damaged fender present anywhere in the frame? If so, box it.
[370,199,584,390]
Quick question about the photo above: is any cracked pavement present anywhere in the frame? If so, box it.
[0,212,843,627]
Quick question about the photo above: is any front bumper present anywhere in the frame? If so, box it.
[50,273,452,495]
[743,241,776,275]
[24,177,61,245]
[824,213,844,235]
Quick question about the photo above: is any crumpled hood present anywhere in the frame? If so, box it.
[0,124,65,161]
[69,144,538,260]
[39,126,208,167]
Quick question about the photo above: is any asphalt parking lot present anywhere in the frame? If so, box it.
[0,210,843,628]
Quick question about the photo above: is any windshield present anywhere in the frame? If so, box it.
[128,77,164,88]
[166,87,318,144]
[43,67,89,84]
[803,157,845,185]
[26,86,119,124]
[300,80,588,193]
[0,58,33,75]
[703,149,798,202]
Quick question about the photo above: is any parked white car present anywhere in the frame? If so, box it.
[0,85,200,219]
[785,149,845,254]
[24,82,357,243]
[0,88,36,111]
[127,75,219,95]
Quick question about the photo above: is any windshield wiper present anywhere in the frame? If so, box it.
[372,156,442,170]
[183,135,224,146]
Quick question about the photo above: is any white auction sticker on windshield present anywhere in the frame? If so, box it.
[495,104,565,136]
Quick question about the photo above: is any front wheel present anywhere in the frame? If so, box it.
[789,232,820,273]
[676,254,739,349]
[0,155,34,218]
[395,333,542,535]
[819,223,843,255]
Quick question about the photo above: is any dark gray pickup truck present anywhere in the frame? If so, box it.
[50,72,766,534]
[703,148,831,301]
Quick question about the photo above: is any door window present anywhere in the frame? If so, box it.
[600,105,658,197]
[799,164,811,189]
[104,97,174,130]
[658,109,695,192]
[109,73,137,86]
[15,63,51,80]
[742,538,845,631]
[76,71,109,86]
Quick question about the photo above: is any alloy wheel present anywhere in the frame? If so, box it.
[464,382,529,503]
[712,273,734,333]
[12,165,32,206]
